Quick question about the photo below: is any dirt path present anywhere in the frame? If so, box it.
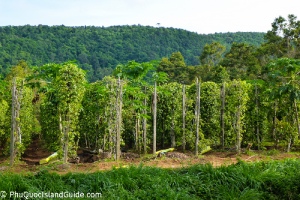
[1,140,300,174]
[21,139,52,165]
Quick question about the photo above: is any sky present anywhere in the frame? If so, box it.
[0,0,299,34]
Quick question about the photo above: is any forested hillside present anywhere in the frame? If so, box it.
[0,25,265,81]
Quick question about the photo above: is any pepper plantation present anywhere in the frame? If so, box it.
[1,57,300,165]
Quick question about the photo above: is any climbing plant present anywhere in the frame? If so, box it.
[225,80,251,153]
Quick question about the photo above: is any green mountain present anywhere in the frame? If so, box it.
[0,25,265,82]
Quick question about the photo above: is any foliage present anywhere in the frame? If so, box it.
[220,42,259,80]
[200,42,225,67]
[267,58,300,101]
[243,81,270,148]
[157,52,189,84]
[33,62,86,156]
[224,80,251,148]
[113,60,157,81]
[199,82,221,145]
[1,160,300,199]
[0,25,265,82]
[3,15,300,158]
[0,60,36,159]
[263,14,300,59]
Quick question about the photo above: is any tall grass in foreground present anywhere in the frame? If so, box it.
[1,159,300,199]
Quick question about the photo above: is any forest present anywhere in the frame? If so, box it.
[0,24,265,82]
[0,14,300,168]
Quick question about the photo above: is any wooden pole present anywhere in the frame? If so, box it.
[63,113,70,163]
[237,105,241,154]
[182,84,186,152]
[135,114,138,150]
[272,101,277,141]
[221,82,225,151]
[114,78,120,160]
[143,86,147,154]
[10,77,16,166]
[153,81,157,156]
[16,80,23,144]
[195,79,200,156]
[170,108,175,148]
[138,117,141,152]
[255,83,260,150]
[108,82,114,153]
[116,78,123,161]
[294,99,300,137]
[236,83,241,154]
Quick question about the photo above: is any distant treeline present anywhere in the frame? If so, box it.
[0,25,265,81]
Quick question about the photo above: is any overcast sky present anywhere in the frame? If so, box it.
[0,0,299,34]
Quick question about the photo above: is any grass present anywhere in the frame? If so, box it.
[263,149,280,156]
[1,159,300,199]
[35,160,65,171]
[287,150,300,155]
[245,150,258,156]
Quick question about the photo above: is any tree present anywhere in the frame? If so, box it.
[267,58,300,144]
[113,60,157,154]
[157,52,188,83]
[220,42,259,80]
[4,60,32,82]
[199,42,225,67]
[264,14,300,59]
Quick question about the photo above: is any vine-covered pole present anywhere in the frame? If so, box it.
[64,113,70,163]
[135,113,138,151]
[153,81,157,156]
[255,83,260,150]
[143,86,147,154]
[236,83,241,154]
[102,104,106,151]
[119,79,123,159]
[108,82,114,153]
[294,99,300,137]
[15,81,23,145]
[138,117,141,152]
[195,78,200,156]
[272,101,277,141]
[170,108,175,148]
[114,78,120,160]
[182,84,186,152]
[237,105,241,154]
[10,77,16,166]
[221,82,225,151]
[116,78,123,161]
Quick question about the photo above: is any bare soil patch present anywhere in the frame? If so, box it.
[1,140,300,174]
[21,139,52,165]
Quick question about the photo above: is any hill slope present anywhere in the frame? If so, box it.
[0,25,265,81]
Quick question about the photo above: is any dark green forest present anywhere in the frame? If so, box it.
[0,24,265,82]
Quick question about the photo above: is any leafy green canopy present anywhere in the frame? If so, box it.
[0,25,265,82]
[113,60,157,81]
[267,58,300,101]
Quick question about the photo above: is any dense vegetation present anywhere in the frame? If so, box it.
[1,159,300,199]
[0,25,265,81]
[1,14,300,167]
